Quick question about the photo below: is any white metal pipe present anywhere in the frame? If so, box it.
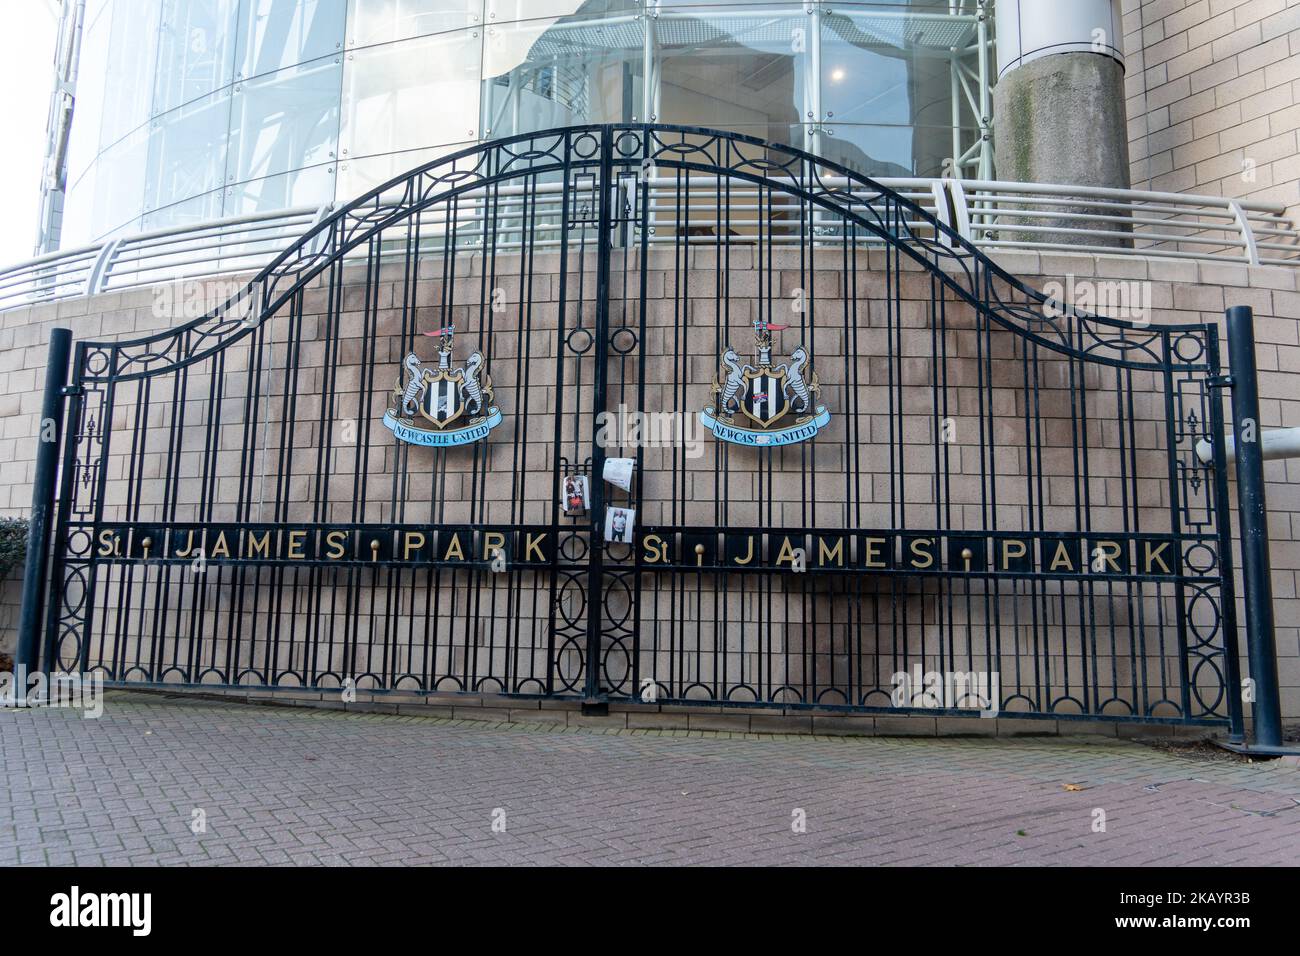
[968,197,1239,219]
[1196,427,1300,465]
[957,178,1286,212]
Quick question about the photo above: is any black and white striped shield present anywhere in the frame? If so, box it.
[742,368,789,428]
[420,372,464,427]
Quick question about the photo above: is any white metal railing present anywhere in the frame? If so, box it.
[0,206,326,313]
[954,179,1300,266]
[2,178,1297,313]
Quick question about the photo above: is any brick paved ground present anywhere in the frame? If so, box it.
[1,691,1297,866]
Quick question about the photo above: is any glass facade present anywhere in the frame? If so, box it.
[62,0,990,246]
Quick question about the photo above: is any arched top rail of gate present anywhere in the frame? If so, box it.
[80,124,1216,383]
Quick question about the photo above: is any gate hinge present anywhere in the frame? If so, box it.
[1206,375,1234,390]
[61,384,83,397]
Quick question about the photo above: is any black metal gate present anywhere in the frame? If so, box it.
[32,125,1243,731]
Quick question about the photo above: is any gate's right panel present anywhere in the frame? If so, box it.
[598,126,1239,728]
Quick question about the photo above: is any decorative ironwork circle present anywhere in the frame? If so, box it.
[605,541,633,562]
[1174,333,1206,364]
[67,529,92,557]
[614,130,643,158]
[566,327,594,354]
[1184,542,1218,575]
[610,328,638,354]
[85,348,111,375]
[572,131,600,159]
[560,532,588,563]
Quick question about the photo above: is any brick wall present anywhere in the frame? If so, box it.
[0,250,1297,722]
[1123,0,1300,222]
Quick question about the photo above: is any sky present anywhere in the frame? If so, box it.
[0,3,58,267]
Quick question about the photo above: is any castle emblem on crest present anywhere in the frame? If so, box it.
[699,318,830,447]
[382,324,502,447]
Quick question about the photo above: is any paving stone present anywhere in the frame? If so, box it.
[626,712,691,730]
[749,715,814,734]
[0,692,1295,866]
[810,715,876,736]
[566,712,629,729]
[993,718,1058,736]
[936,717,999,737]
[686,714,750,733]
[874,715,939,736]
[452,706,512,722]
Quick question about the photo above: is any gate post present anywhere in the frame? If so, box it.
[1225,305,1283,748]
[14,327,72,698]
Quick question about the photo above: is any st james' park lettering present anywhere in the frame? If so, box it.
[96,525,556,566]
[91,525,1189,577]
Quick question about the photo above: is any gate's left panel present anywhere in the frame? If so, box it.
[44,135,600,699]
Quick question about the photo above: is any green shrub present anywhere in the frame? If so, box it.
[0,516,29,582]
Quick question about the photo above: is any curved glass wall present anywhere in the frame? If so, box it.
[61,0,992,246]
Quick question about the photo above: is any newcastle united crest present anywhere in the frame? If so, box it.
[382,324,502,447]
[699,318,830,446]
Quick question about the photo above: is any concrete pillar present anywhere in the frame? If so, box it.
[992,0,1131,247]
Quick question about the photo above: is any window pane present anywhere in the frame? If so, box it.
[145,89,232,214]
[99,0,163,147]
[234,0,346,79]
[66,6,112,182]
[62,165,98,248]
[341,31,481,159]
[815,124,973,179]
[337,141,473,200]
[226,56,342,186]
[83,0,111,25]
[346,0,483,47]
[653,7,811,140]
[487,1,641,24]
[818,8,973,176]
[483,14,645,138]
[154,0,240,113]
[89,127,149,241]
[224,164,336,216]
[141,188,225,233]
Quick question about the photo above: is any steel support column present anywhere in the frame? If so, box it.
[14,328,72,693]
[1225,305,1283,748]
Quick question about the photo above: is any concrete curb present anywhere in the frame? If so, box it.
[100,686,1225,742]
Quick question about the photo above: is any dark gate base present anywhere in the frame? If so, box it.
[1214,741,1300,759]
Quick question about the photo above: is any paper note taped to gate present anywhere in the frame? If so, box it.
[603,457,634,492]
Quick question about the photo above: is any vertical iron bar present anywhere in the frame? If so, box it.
[15,327,72,685]
[582,125,615,710]
[1206,326,1244,741]
[1225,305,1282,748]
